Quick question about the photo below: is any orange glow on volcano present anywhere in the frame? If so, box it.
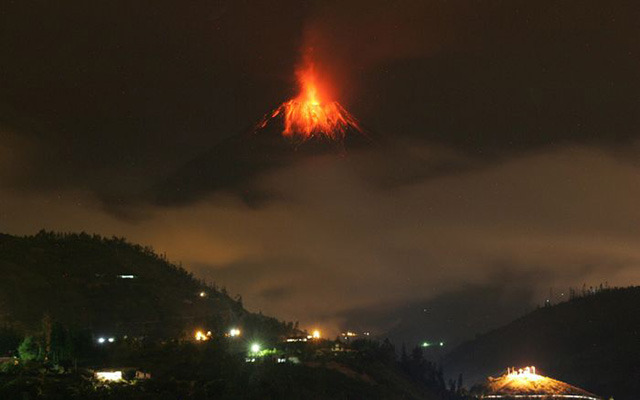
[263,60,361,140]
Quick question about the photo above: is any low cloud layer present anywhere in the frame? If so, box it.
[2,144,639,339]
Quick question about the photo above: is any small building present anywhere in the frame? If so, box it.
[94,367,151,382]
[480,366,602,400]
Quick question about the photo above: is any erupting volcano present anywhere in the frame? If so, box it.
[154,56,371,206]
[259,59,362,141]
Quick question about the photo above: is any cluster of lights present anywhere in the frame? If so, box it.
[97,337,116,344]
[194,330,212,341]
[341,331,358,340]
[286,337,307,342]
[482,366,601,400]
[228,328,241,337]
[507,366,537,377]
[421,341,444,348]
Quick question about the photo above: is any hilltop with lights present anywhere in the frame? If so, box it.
[478,366,601,399]
[443,286,640,400]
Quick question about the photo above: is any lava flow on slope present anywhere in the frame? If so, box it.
[258,58,362,142]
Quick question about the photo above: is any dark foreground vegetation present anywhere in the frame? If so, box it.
[0,232,470,399]
[0,336,473,400]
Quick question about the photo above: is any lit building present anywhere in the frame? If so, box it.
[95,370,123,382]
[226,328,241,337]
[480,366,602,400]
[194,330,212,341]
[285,336,308,343]
[340,331,358,341]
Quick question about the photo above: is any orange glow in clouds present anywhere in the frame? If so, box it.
[267,59,361,140]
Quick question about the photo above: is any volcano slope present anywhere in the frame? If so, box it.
[151,109,371,207]
[442,286,640,400]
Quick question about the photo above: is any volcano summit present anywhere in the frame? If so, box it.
[152,58,369,206]
[258,60,362,142]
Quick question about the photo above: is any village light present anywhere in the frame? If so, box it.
[195,330,210,341]
[108,337,115,343]
[229,328,241,337]
[97,337,106,344]
[250,343,261,353]
[199,291,207,297]
[95,371,123,382]
[312,330,321,339]
[422,342,430,347]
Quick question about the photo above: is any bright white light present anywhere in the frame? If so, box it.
[97,337,106,344]
[95,371,123,381]
[506,366,541,381]
[117,275,135,279]
[250,343,260,353]
[199,291,207,297]
[229,328,241,337]
[108,337,115,343]
[439,342,444,346]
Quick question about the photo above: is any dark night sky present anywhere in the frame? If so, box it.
[1,0,639,343]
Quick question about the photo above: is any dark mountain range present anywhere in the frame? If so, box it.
[0,231,295,342]
[0,231,451,400]
[442,286,640,400]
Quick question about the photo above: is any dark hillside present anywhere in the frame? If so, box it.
[443,287,640,400]
[0,231,294,341]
